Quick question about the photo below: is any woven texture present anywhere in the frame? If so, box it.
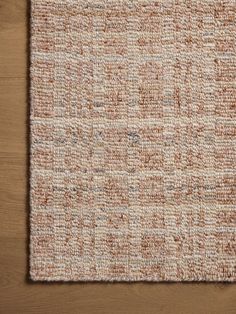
[30,0,236,281]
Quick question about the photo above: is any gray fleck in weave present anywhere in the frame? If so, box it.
[30,0,236,281]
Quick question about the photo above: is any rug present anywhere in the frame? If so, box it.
[30,0,236,281]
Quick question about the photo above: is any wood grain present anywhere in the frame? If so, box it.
[0,1,235,313]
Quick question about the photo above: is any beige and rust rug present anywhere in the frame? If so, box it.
[30,0,236,281]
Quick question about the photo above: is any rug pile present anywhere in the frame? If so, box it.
[30,0,236,281]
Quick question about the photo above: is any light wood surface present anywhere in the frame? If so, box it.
[0,1,235,313]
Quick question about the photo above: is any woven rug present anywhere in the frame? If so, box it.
[30,0,236,281]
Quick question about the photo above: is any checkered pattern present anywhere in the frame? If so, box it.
[30,0,236,281]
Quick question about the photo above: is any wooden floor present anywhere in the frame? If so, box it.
[0,1,235,313]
